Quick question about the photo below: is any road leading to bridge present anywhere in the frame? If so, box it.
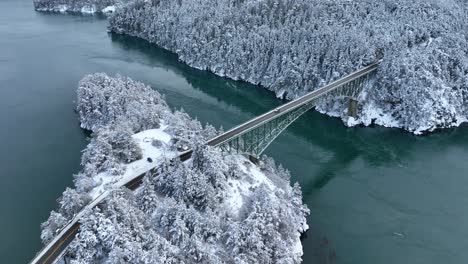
[30,61,380,264]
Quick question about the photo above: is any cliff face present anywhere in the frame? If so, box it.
[108,0,468,134]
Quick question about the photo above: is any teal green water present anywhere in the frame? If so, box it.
[2,1,468,263]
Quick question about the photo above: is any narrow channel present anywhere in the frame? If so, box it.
[1,0,468,263]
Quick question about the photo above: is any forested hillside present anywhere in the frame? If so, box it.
[41,74,309,263]
[108,0,468,134]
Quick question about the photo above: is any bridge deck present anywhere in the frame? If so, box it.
[30,61,380,264]
[207,61,380,147]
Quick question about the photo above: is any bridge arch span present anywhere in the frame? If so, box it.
[206,61,381,157]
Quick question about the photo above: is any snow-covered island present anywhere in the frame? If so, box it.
[33,0,123,14]
[107,0,468,134]
[41,73,310,263]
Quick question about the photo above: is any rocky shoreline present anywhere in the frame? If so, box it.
[33,0,468,134]
[41,73,309,263]
[33,0,121,14]
[107,0,468,135]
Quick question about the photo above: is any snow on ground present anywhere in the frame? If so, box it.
[36,4,68,13]
[89,125,176,198]
[224,157,278,215]
[345,116,360,127]
[80,5,96,14]
[35,4,116,15]
[101,6,115,14]
[359,101,401,129]
[57,4,67,13]
[223,155,305,256]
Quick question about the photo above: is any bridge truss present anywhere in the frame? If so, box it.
[29,61,380,264]
[208,62,380,157]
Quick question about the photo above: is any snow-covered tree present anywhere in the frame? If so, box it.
[108,0,468,134]
[40,188,91,244]
[40,211,68,244]
[77,73,166,133]
[64,142,309,263]
[42,73,309,263]
[154,159,218,211]
[58,188,92,219]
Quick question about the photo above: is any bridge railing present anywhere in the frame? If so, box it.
[30,60,381,264]
[207,60,381,155]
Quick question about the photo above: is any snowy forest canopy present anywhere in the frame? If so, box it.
[41,73,309,263]
[107,0,468,134]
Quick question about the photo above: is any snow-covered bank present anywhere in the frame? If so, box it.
[108,0,468,134]
[41,73,309,263]
[33,0,121,15]
[88,126,175,198]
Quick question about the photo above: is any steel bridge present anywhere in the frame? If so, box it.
[30,61,380,264]
[206,61,380,157]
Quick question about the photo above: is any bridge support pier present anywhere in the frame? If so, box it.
[347,99,358,118]
[248,155,259,164]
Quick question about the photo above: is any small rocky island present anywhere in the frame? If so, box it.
[41,74,309,263]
